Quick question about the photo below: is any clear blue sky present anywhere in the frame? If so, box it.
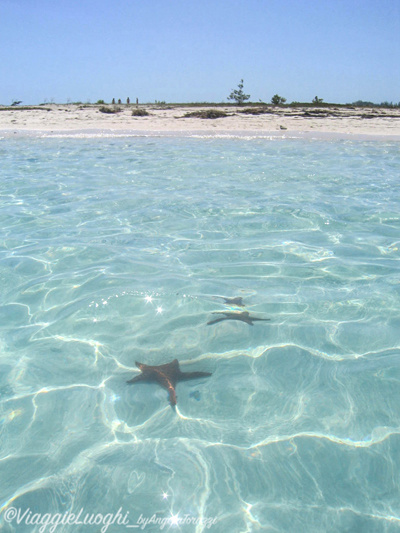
[1,0,399,105]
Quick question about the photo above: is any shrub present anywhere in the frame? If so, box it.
[352,100,376,107]
[239,107,272,115]
[271,94,287,105]
[182,110,229,119]
[99,106,121,114]
[132,108,150,116]
[96,100,105,105]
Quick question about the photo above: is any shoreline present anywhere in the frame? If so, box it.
[1,104,400,140]
[2,129,400,142]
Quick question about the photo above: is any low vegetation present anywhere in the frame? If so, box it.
[99,106,121,114]
[239,107,273,115]
[182,110,229,119]
[132,108,150,117]
[2,96,400,111]
[0,106,52,111]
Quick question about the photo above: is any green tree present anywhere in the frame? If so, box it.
[271,94,287,105]
[228,79,250,105]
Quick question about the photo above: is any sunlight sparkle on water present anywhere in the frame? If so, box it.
[170,514,180,526]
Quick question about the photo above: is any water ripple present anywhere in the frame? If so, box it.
[1,137,400,531]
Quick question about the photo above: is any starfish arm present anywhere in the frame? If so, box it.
[127,374,147,384]
[180,371,212,381]
[207,317,227,325]
[168,386,177,406]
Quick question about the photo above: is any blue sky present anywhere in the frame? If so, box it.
[1,0,399,105]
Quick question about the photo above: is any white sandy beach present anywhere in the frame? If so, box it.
[1,104,400,139]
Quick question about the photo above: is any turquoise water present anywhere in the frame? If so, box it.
[0,135,400,532]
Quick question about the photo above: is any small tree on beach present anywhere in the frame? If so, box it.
[228,79,250,105]
[271,94,286,105]
[312,96,323,104]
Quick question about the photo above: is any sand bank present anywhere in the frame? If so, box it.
[1,104,400,139]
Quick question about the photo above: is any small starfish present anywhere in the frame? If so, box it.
[127,359,212,406]
[221,296,245,307]
[207,311,270,326]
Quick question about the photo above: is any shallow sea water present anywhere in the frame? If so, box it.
[0,135,400,532]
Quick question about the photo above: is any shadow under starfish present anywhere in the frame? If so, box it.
[207,311,270,326]
[127,359,212,407]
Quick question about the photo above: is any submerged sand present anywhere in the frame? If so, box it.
[1,104,400,139]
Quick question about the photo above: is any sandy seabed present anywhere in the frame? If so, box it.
[1,104,400,140]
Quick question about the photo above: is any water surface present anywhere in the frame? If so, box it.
[0,136,400,532]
